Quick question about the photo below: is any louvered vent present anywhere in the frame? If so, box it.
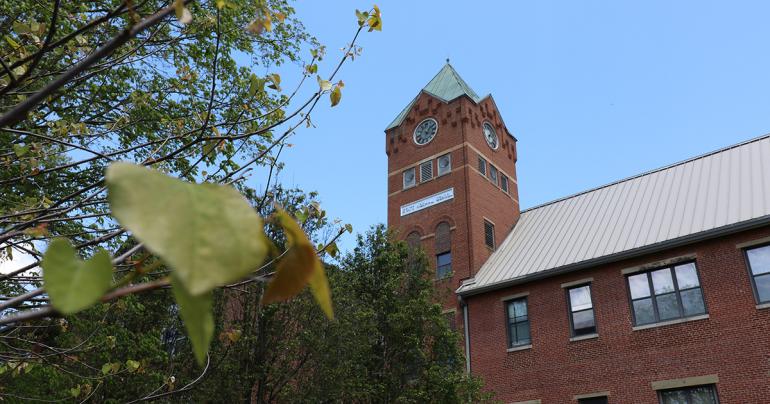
[501,175,509,193]
[478,156,487,175]
[420,161,433,182]
[484,220,495,249]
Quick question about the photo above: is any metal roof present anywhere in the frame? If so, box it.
[459,134,770,296]
[386,63,483,131]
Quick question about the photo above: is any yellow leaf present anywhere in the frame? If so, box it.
[261,209,333,319]
[330,85,342,107]
[174,0,192,24]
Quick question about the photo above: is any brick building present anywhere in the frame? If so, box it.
[385,62,770,403]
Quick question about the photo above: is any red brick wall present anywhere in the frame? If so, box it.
[465,225,770,403]
[386,91,520,311]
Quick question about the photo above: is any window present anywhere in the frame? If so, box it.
[578,397,608,404]
[484,220,495,249]
[435,222,451,279]
[506,297,530,347]
[627,262,706,326]
[436,252,452,279]
[489,164,498,185]
[437,153,451,176]
[444,311,457,331]
[478,156,487,175]
[403,167,416,189]
[567,284,596,336]
[501,174,509,193]
[420,161,433,183]
[745,244,770,304]
[658,384,719,404]
[406,231,421,249]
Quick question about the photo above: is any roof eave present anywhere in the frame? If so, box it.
[457,214,770,297]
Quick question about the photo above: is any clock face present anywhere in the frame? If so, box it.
[413,118,438,145]
[483,122,499,150]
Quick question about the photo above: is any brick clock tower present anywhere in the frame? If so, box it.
[385,62,520,313]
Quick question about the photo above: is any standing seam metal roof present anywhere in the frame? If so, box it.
[459,134,770,295]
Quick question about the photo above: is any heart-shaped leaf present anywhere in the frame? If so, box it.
[106,162,268,296]
[172,276,213,366]
[262,209,333,319]
[42,238,113,315]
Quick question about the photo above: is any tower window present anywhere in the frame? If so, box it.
[420,161,433,183]
[489,164,498,185]
[478,156,487,176]
[484,220,495,249]
[501,175,509,193]
[437,153,451,176]
[436,252,452,279]
[406,231,421,249]
[435,222,451,279]
[403,167,416,189]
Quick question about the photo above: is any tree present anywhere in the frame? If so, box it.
[179,225,492,403]
[0,0,383,401]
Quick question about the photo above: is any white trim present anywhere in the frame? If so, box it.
[506,344,532,352]
[632,314,709,331]
[510,400,540,404]
[500,291,529,301]
[620,253,697,275]
[651,374,719,390]
[561,277,594,288]
[736,236,770,249]
[756,302,770,310]
[573,391,609,400]
[569,333,598,342]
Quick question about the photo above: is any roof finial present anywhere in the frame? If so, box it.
[446,57,450,64]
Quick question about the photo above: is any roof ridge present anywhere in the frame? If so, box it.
[521,132,770,213]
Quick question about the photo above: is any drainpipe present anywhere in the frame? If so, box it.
[458,294,471,374]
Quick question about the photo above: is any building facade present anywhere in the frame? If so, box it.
[386,63,770,403]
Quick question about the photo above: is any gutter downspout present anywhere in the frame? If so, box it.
[459,295,471,374]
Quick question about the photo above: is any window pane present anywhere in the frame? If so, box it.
[675,263,700,289]
[689,385,718,404]
[656,293,681,320]
[660,389,689,404]
[509,299,527,319]
[652,268,676,294]
[578,398,608,404]
[633,298,655,325]
[569,285,593,311]
[572,310,595,333]
[680,288,706,316]
[755,273,770,303]
[747,245,770,275]
[437,252,451,266]
[515,321,530,345]
[629,273,651,299]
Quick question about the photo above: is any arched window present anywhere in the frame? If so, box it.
[406,231,421,249]
[435,222,451,279]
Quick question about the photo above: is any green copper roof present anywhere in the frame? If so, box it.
[386,63,482,130]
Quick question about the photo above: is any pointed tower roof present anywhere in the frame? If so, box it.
[386,62,483,130]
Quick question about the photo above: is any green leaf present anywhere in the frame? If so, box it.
[262,209,333,319]
[316,75,332,91]
[172,276,213,366]
[174,0,192,24]
[101,362,120,375]
[345,223,353,234]
[248,74,263,97]
[69,386,81,398]
[125,359,141,372]
[330,85,342,107]
[267,73,281,91]
[106,162,268,295]
[12,144,29,157]
[42,238,113,315]
[12,22,30,34]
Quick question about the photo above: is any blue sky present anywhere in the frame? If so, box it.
[267,1,770,251]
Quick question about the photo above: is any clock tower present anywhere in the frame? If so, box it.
[385,62,520,310]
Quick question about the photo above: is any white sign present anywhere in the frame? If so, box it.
[400,188,454,216]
